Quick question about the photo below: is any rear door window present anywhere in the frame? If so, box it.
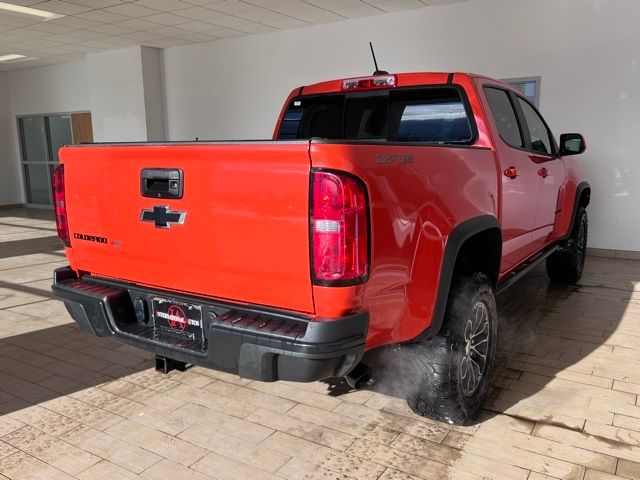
[277,87,474,144]
[484,87,524,148]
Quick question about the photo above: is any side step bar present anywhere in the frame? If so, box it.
[496,245,559,295]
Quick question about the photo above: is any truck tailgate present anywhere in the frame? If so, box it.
[60,142,314,313]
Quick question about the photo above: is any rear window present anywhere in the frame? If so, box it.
[278,87,474,144]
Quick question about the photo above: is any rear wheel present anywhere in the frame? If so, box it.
[546,207,588,284]
[406,273,497,425]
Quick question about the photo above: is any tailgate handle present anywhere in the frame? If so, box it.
[141,169,183,199]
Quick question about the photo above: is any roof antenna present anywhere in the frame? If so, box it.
[369,42,388,75]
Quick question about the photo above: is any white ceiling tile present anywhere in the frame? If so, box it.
[0,31,25,42]
[65,28,111,40]
[0,0,44,5]
[96,35,139,45]
[122,30,167,41]
[63,0,124,7]
[133,0,193,11]
[174,20,216,32]
[113,18,163,30]
[233,22,275,33]
[305,0,362,10]
[206,14,253,27]
[90,23,135,35]
[27,0,92,15]
[372,0,428,12]
[260,15,306,28]
[203,0,262,15]
[334,4,383,17]
[81,38,124,48]
[172,5,225,20]
[22,37,65,47]
[143,37,191,47]
[0,13,39,27]
[271,2,345,23]
[26,21,75,33]
[170,30,216,41]
[74,10,129,23]
[3,27,50,39]
[243,0,298,6]
[147,25,188,36]
[203,26,243,37]
[236,8,289,22]
[47,16,101,28]
[104,3,162,18]
[141,12,189,26]
[44,33,83,42]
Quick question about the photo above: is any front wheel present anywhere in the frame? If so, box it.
[406,273,497,425]
[546,207,588,284]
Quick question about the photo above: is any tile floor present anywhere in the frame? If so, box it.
[1,208,639,480]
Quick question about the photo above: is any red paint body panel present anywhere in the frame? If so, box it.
[309,142,497,349]
[59,72,587,352]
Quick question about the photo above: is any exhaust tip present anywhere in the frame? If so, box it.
[345,362,375,390]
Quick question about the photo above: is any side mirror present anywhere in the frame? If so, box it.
[559,133,586,156]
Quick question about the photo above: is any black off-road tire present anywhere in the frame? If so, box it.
[406,273,497,425]
[546,207,588,284]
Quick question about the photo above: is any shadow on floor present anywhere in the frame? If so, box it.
[0,323,154,416]
[0,208,54,221]
[0,280,53,299]
[0,222,57,233]
[0,236,63,260]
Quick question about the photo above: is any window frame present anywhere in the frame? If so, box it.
[483,85,558,159]
[277,84,479,147]
[511,92,558,158]
[483,86,526,150]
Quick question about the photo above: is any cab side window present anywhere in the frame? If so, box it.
[517,98,553,155]
[484,87,523,148]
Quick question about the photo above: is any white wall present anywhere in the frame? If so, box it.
[8,61,89,116]
[85,46,166,143]
[86,47,148,143]
[0,72,20,205]
[163,0,640,251]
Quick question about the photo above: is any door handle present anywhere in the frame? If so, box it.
[538,167,549,178]
[504,166,518,179]
[140,168,183,199]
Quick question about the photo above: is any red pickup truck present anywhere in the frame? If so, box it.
[52,72,590,425]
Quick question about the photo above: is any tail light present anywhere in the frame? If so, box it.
[52,165,70,247]
[311,170,369,285]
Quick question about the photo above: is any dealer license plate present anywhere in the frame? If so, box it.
[152,297,204,344]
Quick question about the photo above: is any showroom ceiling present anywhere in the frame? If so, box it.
[0,0,465,71]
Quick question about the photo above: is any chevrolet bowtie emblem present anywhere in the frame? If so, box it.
[140,206,186,229]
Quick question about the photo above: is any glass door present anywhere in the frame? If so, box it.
[19,113,88,207]
[20,116,52,206]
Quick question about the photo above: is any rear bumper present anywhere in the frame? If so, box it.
[51,267,368,383]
